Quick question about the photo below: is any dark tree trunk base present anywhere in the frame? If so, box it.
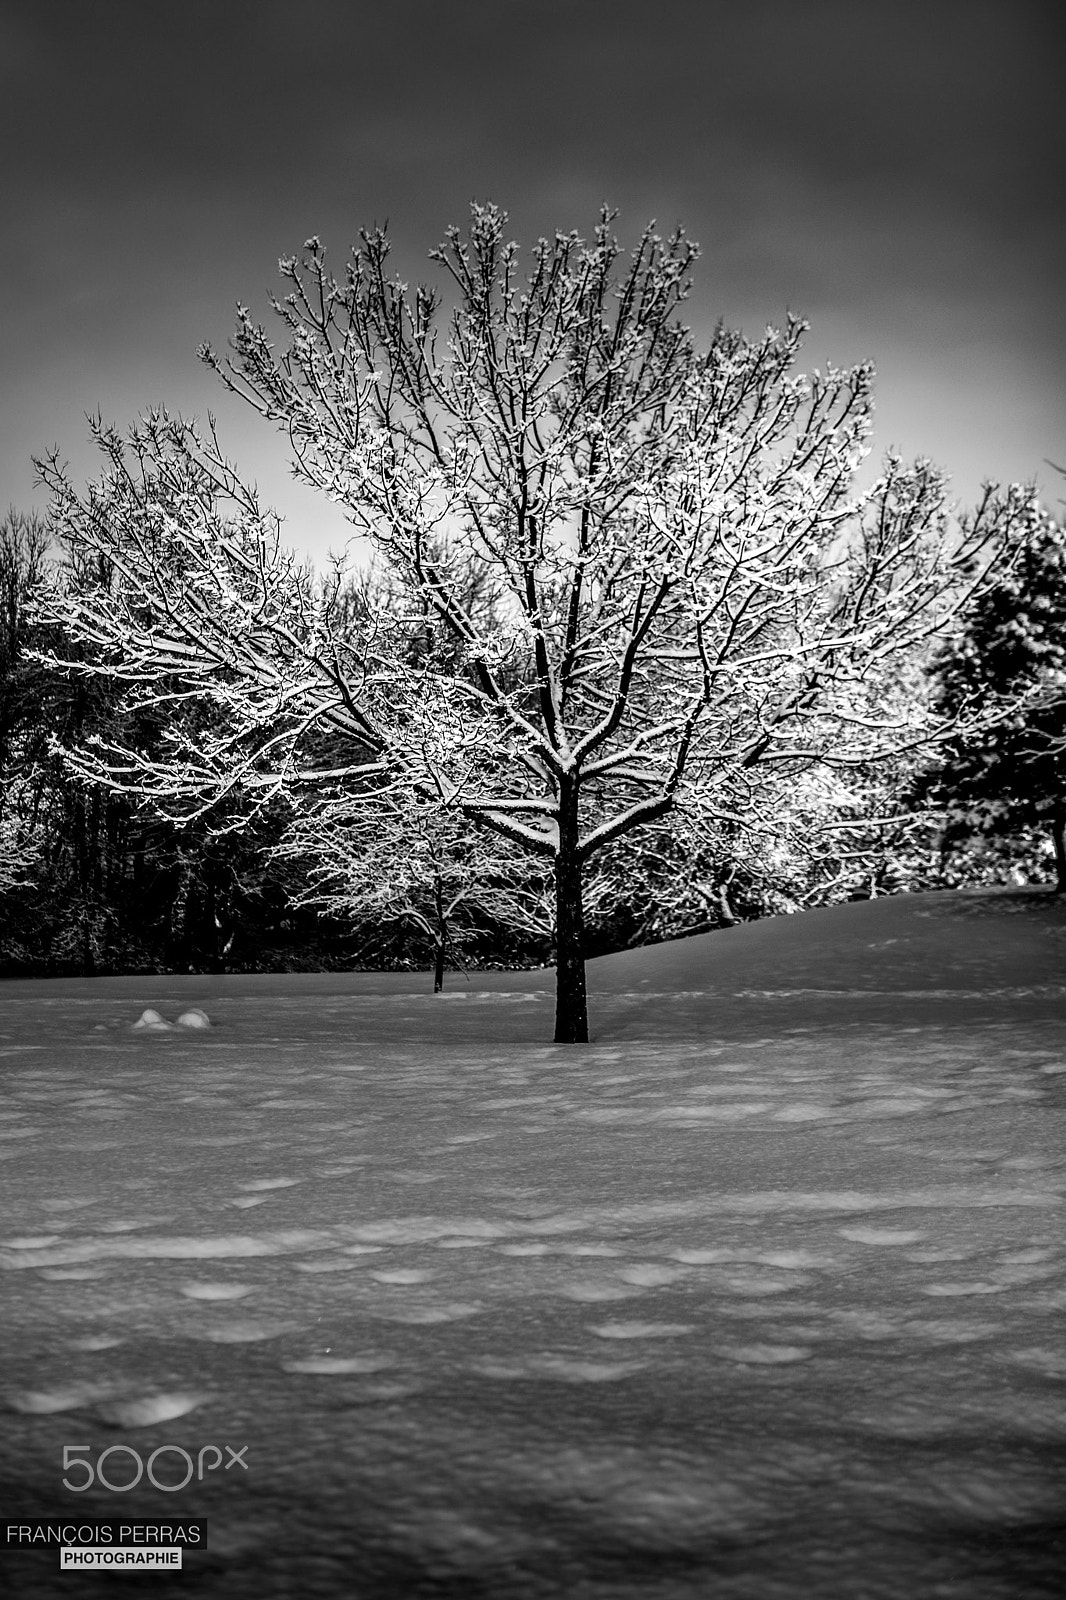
[433,873,447,993]
[554,780,589,1044]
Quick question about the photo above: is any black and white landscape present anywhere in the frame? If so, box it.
[2,6,1064,1596]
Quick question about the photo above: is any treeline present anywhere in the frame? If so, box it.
[2,496,1061,981]
[0,509,343,974]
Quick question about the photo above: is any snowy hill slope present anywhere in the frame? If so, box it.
[3,885,1063,1003]
[587,885,1066,996]
[1,886,1062,1048]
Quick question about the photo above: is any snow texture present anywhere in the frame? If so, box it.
[0,887,1064,1598]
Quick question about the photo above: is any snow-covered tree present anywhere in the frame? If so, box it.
[275,783,549,990]
[0,510,51,891]
[915,503,1066,889]
[583,755,941,948]
[38,207,1036,1040]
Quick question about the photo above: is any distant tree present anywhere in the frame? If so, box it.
[0,508,53,891]
[915,503,1066,889]
[583,755,940,947]
[265,559,547,988]
[275,783,549,990]
[37,207,1036,1040]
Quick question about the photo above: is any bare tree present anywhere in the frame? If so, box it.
[276,784,549,991]
[0,509,51,890]
[38,207,1036,1040]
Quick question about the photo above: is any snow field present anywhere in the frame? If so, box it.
[1,888,1064,1597]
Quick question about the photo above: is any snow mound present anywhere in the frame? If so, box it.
[131,1009,173,1031]
[131,1007,211,1031]
[94,1391,209,1428]
[177,1008,211,1029]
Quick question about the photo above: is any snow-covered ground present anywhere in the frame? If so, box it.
[1,887,1064,1598]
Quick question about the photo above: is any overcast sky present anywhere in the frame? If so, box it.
[3,0,1063,561]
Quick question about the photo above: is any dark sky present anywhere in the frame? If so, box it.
[4,0,1063,559]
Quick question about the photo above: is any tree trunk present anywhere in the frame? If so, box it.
[433,871,446,993]
[554,779,589,1043]
[1052,812,1066,894]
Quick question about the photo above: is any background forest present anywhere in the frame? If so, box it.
[1,475,1062,983]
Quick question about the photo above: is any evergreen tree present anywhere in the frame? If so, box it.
[917,503,1066,889]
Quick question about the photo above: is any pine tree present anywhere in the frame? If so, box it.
[919,504,1066,889]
